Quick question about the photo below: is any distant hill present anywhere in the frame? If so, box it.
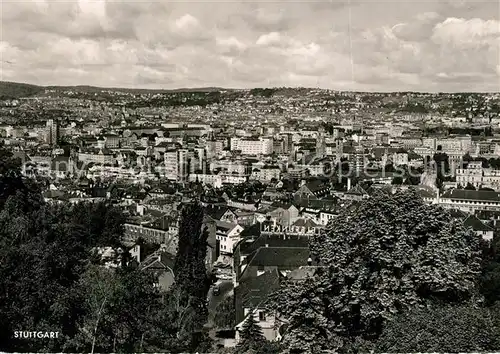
[0,81,44,99]
[0,81,233,98]
[44,85,230,94]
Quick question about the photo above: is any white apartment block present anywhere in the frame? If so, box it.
[230,137,273,155]
[251,167,281,182]
[188,173,248,187]
[456,161,500,190]
[438,189,500,213]
[163,149,189,182]
[423,136,472,154]
[210,159,249,175]
[78,148,116,165]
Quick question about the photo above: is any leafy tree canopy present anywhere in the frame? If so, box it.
[375,303,500,353]
[270,189,482,353]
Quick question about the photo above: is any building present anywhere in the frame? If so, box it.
[233,232,311,343]
[139,249,176,292]
[164,148,190,182]
[230,137,273,155]
[164,150,178,181]
[456,161,500,190]
[123,223,178,254]
[104,134,121,148]
[46,119,60,146]
[438,189,500,213]
[316,126,326,157]
[294,180,330,201]
[215,220,244,260]
[78,148,116,165]
[205,139,224,159]
[463,215,495,241]
[251,165,281,182]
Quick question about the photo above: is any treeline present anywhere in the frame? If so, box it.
[126,92,222,108]
[424,126,493,136]
[464,154,500,169]
[249,88,275,98]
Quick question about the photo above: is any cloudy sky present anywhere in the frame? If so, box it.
[0,0,499,92]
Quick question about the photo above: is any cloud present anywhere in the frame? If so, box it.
[432,17,500,45]
[256,32,282,46]
[392,12,443,41]
[0,0,499,91]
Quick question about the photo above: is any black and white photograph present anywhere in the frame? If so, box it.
[0,0,499,353]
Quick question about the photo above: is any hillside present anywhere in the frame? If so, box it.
[0,81,44,99]
[0,81,231,98]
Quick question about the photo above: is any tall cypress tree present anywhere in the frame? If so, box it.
[169,201,211,351]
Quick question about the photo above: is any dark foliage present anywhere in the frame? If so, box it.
[269,190,482,353]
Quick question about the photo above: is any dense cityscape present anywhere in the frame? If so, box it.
[0,81,500,352]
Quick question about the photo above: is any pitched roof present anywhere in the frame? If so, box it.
[447,209,467,220]
[245,247,310,269]
[463,215,494,232]
[204,206,229,220]
[140,250,175,271]
[303,179,328,193]
[234,269,281,325]
[346,184,368,196]
[441,189,500,202]
[292,218,319,228]
[240,223,261,238]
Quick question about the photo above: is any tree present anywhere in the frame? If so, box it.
[480,235,500,305]
[465,182,477,190]
[169,202,212,352]
[174,202,211,301]
[269,189,482,352]
[391,176,403,185]
[214,296,236,330]
[235,313,266,354]
[433,152,450,188]
[375,303,500,352]
[68,265,177,353]
[0,143,42,210]
[0,181,134,352]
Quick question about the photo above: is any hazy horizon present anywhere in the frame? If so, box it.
[2,79,500,95]
[1,0,499,93]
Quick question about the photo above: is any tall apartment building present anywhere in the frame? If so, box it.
[164,149,190,182]
[191,147,206,174]
[164,150,178,181]
[279,133,294,154]
[177,149,189,182]
[46,119,60,146]
[352,146,365,173]
[316,126,326,157]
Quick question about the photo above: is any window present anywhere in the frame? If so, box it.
[259,311,266,321]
